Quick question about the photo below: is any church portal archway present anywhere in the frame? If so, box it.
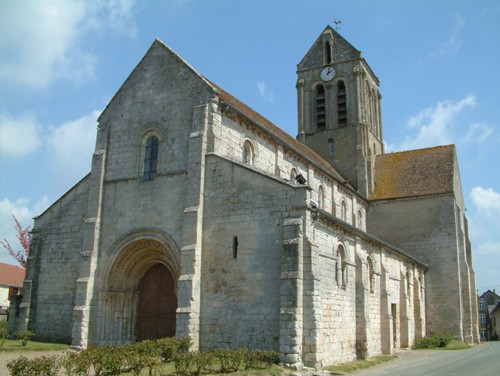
[97,232,180,344]
[137,263,177,341]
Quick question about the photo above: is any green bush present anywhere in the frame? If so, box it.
[122,341,161,376]
[413,333,452,349]
[175,351,216,375]
[0,324,8,347]
[244,349,280,370]
[87,344,127,376]
[6,337,281,376]
[156,336,191,363]
[59,337,191,376]
[214,348,245,373]
[60,351,90,376]
[13,329,34,346]
[7,355,60,376]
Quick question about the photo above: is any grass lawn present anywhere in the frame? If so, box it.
[438,340,471,350]
[0,339,69,351]
[324,355,397,373]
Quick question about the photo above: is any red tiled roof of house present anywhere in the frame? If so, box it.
[0,262,25,288]
[370,145,456,200]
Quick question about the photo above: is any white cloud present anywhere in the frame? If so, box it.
[104,0,139,37]
[470,186,500,216]
[257,81,275,103]
[46,109,99,180]
[476,241,500,257]
[463,122,494,143]
[0,196,49,265]
[0,112,41,157]
[396,95,476,151]
[422,14,466,62]
[0,0,138,89]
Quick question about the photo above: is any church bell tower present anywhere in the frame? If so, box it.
[296,26,384,197]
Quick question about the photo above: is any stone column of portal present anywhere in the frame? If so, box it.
[71,124,108,348]
[280,217,304,367]
[175,102,211,350]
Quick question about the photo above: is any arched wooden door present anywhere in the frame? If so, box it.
[137,263,177,341]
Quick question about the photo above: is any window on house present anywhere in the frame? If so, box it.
[143,136,159,181]
[480,301,485,310]
[480,313,486,324]
[337,81,347,127]
[242,140,254,166]
[325,41,332,64]
[367,256,374,293]
[8,287,18,300]
[316,85,326,131]
[338,245,347,289]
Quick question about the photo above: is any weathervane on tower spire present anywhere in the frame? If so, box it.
[334,19,342,30]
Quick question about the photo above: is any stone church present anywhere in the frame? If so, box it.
[11,26,479,367]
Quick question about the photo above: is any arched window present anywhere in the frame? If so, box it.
[367,256,374,293]
[325,41,332,64]
[337,81,347,127]
[328,138,335,156]
[316,85,326,131]
[143,136,159,181]
[357,209,363,229]
[337,245,347,288]
[318,185,324,210]
[290,168,297,183]
[242,140,254,166]
[340,200,347,222]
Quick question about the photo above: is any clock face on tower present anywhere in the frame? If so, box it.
[320,66,336,82]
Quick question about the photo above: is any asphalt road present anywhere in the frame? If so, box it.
[351,342,500,375]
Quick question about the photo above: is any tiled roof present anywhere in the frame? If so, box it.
[0,262,25,288]
[210,82,345,182]
[370,145,456,200]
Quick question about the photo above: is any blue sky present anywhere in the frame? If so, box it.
[1,0,499,293]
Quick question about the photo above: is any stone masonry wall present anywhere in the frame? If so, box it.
[200,154,307,351]
[19,176,90,343]
[368,195,463,338]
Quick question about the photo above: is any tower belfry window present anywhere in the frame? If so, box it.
[325,41,332,64]
[316,85,326,131]
[337,81,347,127]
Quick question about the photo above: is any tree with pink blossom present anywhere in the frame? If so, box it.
[0,215,31,268]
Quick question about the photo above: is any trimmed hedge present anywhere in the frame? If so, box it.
[5,336,281,376]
